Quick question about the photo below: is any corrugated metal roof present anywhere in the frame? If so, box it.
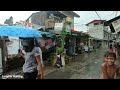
[86,20,106,26]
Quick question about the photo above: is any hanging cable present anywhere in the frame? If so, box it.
[103,11,115,20]
[95,11,102,20]
[115,11,118,18]
[94,11,108,27]
[74,24,86,26]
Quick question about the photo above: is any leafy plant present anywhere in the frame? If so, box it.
[49,52,57,64]
[56,22,70,55]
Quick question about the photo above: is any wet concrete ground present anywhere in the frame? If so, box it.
[45,46,107,79]
[3,44,120,79]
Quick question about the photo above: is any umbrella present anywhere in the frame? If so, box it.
[0,26,42,38]
[39,31,55,38]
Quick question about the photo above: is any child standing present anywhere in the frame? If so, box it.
[101,51,120,79]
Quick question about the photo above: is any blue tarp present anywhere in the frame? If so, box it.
[0,26,42,38]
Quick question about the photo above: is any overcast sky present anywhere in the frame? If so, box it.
[74,11,120,32]
[0,11,120,32]
[0,11,39,24]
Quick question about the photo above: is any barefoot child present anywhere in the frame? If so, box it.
[101,51,120,79]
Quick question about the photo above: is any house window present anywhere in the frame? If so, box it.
[101,21,104,24]
[94,23,99,25]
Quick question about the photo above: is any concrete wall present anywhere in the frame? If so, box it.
[87,23,111,41]
[31,11,47,26]
[87,23,104,39]
[103,26,110,40]
[27,11,75,30]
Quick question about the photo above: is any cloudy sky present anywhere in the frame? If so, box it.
[74,11,120,32]
[0,11,120,32]
[0,11,39,24]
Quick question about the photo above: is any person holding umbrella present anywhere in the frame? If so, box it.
[0,26,43,79]
[19,38,45,79]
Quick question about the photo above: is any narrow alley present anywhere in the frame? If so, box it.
[1,11,120,79]
[3,44,120,79]
[45,45,108,79]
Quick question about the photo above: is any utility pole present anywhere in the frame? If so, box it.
[0,37,7,77]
